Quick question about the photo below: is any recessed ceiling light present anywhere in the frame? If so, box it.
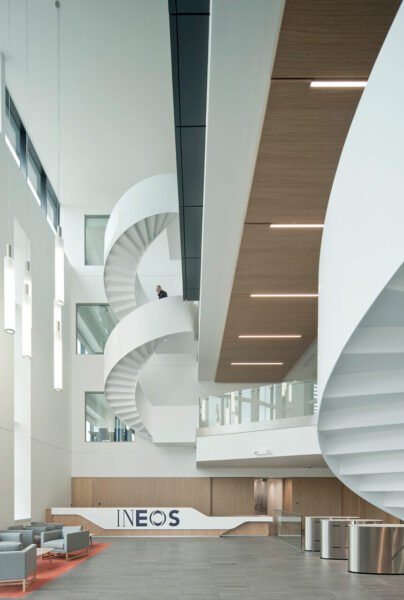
[250,293,318,298]
[238,335,302,339]
[310,80,367,88]
[269,224,324,228]
[231,362,283,366]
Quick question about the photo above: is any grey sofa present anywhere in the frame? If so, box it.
[1,530,33,548]
[41,526,89,561]
[32,522,64,530]
[0,544,36,592]
[22,526,47,544]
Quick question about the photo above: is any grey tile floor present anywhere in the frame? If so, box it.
[5,536,404,600]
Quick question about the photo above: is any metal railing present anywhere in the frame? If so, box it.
[199,380,317,428]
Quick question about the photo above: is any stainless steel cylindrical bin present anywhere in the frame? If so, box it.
[304,516,358,552]
[349,524,404,574]
[320,519,381,560]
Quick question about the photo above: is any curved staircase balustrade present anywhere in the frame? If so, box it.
[104,173,178,319]
[103,174,194,438]
[317,5,404,521]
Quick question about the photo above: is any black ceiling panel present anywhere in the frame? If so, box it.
[184,206,203,257]
[169,1,209,301]
[185,258,201,289]
[177,15,209,126]
[180,127,205,206]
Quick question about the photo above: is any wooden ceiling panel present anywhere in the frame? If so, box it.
[245,81,363,224]
[232,225,322,294]
[215,0,400,383]
[218,295,317,382]
[272,0,401,79]
[216,364,291,384]
[221,295,318,339]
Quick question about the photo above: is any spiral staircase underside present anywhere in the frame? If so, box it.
[318,264,404,520]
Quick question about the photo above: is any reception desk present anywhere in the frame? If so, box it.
[46,507,273,537]
[349,524,404,574]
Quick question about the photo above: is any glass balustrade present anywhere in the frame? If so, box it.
[273,509,303,551]
[199,380,317,428]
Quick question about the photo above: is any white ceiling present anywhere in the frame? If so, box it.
[0,0,176,210]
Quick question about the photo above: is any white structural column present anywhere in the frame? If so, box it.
[317,4,404,521]
[103,174,195,438]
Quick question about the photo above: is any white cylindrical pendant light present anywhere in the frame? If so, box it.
[4,244,15,334]
[230,391,236,414]
[53,300,62,391]
[200,397,207,422]
[224,399,230,426]
[22,261,32,358]
[55,225,64,305]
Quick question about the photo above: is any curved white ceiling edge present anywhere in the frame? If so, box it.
[318,2,404,399]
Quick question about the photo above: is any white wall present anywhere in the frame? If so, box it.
[196,423,322,464]
[318,3,404,399]
[0,138,71,528]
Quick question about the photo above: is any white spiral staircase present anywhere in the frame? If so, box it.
[103,174,195,438]
[317,5,404,522]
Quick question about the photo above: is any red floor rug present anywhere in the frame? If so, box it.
[0,542,111,597]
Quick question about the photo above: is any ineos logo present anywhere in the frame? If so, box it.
[117,508,180,528]
[149,510,167,526]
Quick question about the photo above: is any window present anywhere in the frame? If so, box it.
[85,392,135,442]
[76,303,117,354]
[4,89,60,231]
[27,145,42,206]
[5,112,21,166]
[46,185,58,232]
[85,216,109,265]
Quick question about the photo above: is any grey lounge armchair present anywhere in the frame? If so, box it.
[0,532,23,552]
[0,544,36,592]
[41,526,89,561]
[2,529,33,548]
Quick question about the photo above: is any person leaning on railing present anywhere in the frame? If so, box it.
[156,285,167,299]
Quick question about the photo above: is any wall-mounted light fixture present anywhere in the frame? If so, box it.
[22,261,32,358]
[53,301,62,391]
[4,244,15,334]
[54,226,64,306]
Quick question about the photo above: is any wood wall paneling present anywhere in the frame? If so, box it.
[282,479,401,523]
[341,484,360,517]
[283,479,293,513]
[89,478,212,515]
[71,478,95,507]
[286,477,343,516]
[211,478,255,516]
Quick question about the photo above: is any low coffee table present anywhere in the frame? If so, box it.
[37,547,53,565]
